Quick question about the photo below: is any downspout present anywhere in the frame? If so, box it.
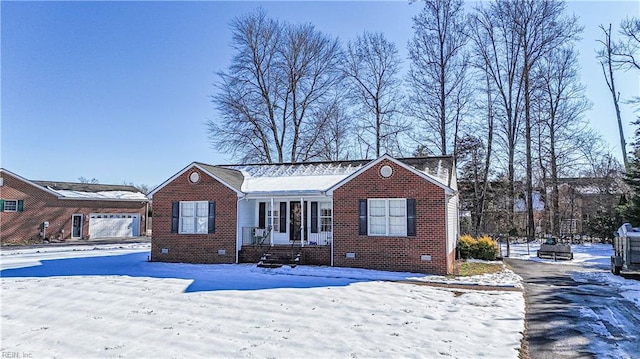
[145,201,149,237]
[270,197,274,247]
[445,194,451,274]
[235,196,242,264]
[330,197,334,267]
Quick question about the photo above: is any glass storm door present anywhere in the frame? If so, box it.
[289,202,307,242]
[72,214,83,238]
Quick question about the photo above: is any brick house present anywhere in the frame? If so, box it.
[150,154,459,274]
[0,169,149,244]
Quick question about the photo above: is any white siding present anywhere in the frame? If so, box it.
[237,199,254,251]
[446,194,459,255]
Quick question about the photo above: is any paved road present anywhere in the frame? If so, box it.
[506,258,640,358]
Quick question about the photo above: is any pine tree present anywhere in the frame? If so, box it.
[619,119,640,225]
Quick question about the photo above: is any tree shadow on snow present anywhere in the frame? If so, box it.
[0,252,373,293]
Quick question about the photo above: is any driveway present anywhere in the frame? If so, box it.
[506,258,640,358]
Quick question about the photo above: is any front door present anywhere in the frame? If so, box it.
[289,201,307,242]
[72,214,83,239]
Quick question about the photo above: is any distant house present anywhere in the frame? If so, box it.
[149,154,459,275]
[0,169,149,244]
[458,176,625,238]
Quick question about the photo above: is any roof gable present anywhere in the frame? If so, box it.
[148,162,245,197]
[326,154,455,195]
[1,169,148,201]
[0,168,61,197]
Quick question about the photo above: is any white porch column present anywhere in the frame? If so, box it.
[270,197,274,247]
[330,198,334,266]
[300,197,305,247]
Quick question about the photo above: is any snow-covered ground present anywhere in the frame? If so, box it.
[2,241,638,358]
[1,243,524,358]
[509,241,640,357]
[509,241,640,310]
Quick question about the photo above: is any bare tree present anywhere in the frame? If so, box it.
[342,31,407,158]
[533,45,591,235]
[469,2,524,251]
[597,23,629,170]
[78,177,99,184]
[209,9,343,164]
[407,0,469,157]
[613,17,640,71]
[279,22,344,162]
[509,0,581,241]
[297,92,354,161]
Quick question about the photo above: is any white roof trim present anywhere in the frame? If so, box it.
[148,162,244,197]
[0,168,148,202]
[326,154,455,195]
[0,168,66,198]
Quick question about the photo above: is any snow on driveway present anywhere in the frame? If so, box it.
[1,244,525,358]
[509,241,640,357]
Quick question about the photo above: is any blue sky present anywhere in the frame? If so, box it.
[1,1,638,187]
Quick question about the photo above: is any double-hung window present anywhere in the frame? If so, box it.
[173,201,214,234]
[179,201,208,234]
[2,200,18,212]
[319,202,332,232]
[368,199,407,236]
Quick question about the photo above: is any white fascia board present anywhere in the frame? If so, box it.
[0,168,64,198]
[241,191,329,200]
[57,197,149,203]
[326,154,455,196]
[148,162,244,198]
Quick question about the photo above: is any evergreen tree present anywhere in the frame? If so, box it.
[619,119,640,225]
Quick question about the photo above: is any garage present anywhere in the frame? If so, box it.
[89,213,140,238]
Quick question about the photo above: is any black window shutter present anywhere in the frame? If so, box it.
[311,202,318,233]
[258,202,266,229]
[358,199,367,235]
[279,202,287,233]
[17,200,24,212]
[208,201,216,234]
[0,199,4,212]
[171,201,179,234]
[407,198,416,237]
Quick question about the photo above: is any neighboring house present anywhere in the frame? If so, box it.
[552,177,625,236]
[458,176,625,238]
[0,169,149,244]
[150,154,459,275]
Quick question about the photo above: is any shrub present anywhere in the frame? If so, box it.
[476,235,499,260]
[458,234,476,259]
[457,235,499,260]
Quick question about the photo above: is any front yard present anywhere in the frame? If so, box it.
[0,244,525,358]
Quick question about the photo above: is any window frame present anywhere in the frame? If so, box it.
[178,200,209,234]
[367,198,407,237]
[319,201,332,233]
[3,200,18,212]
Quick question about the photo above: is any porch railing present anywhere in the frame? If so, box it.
[241,227,332,246]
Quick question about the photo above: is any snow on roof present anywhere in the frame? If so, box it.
[51,189,148,201]
[224,162,364,194]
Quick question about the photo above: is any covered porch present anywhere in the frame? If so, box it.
[236,196,334,266]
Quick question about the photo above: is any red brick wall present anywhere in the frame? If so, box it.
[333,159,451,275]
[151,167,238,264]
[239,245,331,265]
[0,173,147,244]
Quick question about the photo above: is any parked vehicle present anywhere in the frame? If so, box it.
[611,223,640,275]
[537,237,573,260]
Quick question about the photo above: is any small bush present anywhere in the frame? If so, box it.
[457,235,499,260]
[476,235,499,260]
[458,234,476,259]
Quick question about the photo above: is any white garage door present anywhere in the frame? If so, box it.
[89,213,140,238]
